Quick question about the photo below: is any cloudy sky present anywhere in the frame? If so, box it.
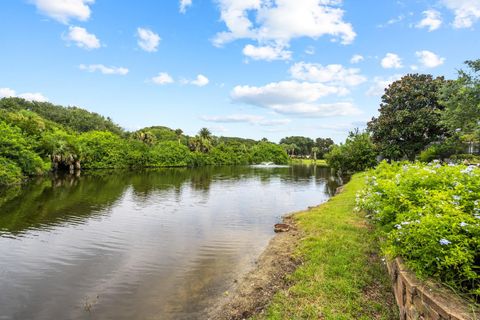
[1,0,479,142]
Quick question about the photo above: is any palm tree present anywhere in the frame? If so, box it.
[175,128,183,145]
[188,136,212,153]
[199,128,212,140]
[289,143,297,157]
[312,146,319,162]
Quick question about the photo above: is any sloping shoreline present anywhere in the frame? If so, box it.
[209,174,398,319]
[208,215,302,319]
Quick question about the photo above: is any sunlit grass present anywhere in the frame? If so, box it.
[256,174,398,320]
[289,158,328,166]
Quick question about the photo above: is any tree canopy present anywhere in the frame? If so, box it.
[367,74,448,160]
[0,98,289,186]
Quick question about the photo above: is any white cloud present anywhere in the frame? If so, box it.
[31,0,94,23]
[366,74,403,96]
[243,44,292,61]
[0,87,49,102]
[381,53,403,69]
[208,125,228,133]
[79,64,129,75]
[213,0,356,57]
[231,80,360,118]
[441,0,480,28]
[18,92,49,102]
[152,72,174,85]
[0,88,16,98]
[305,46,315,55]
[350,54,364,64]
[180,0,192,13]
[190,74,209,87]
[289,62,367,87]
[415,50,445,68]
[201,114,291,126]
[378,14,406,28]
[63,26,101,50]
[137,28,160,52]
[416,10,442,31]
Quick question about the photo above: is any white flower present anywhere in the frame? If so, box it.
[459,222,468,227]
[460,166,475,174]
[394,224,402,229]
[439,239,451,245]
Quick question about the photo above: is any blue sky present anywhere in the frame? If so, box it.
[1,0,479,142]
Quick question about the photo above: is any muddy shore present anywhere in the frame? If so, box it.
[207,215,303,320]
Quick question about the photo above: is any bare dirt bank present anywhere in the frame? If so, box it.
[208,215,303,320]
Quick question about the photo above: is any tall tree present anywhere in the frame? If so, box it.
[439,59,480,153]
[367,74,448,160]
[311,146,319,161]
[199,128,212,140]
[315,138,334,159]
[279,136,314,156]
[175,128,183,145]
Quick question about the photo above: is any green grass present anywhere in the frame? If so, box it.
[289,158,328,166]
[256,174,398,320]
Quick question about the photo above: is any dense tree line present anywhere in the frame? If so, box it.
[279,136,334,158]
[0,98,288,186]
[326,59,480,173]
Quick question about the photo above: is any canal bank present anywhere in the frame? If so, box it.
[212,173,398,320]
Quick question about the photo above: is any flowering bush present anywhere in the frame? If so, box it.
[357,161,480,300]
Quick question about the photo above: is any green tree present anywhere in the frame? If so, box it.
[439,59,480,154]
[199,128,212,140]
[174,128,183,144]
[77,131,129,169]
[0,120,47,176]
[279,136,314,156]
[251,142,289,164]
[325,130,378,174]
[315,137,334,159]
[311,147,320,161]
[0,98,124,135]
[367,74,448,160]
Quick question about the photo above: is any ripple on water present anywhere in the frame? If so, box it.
[0,166,339,320]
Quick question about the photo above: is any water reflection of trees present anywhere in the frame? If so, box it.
[0,166,341,235]
[0,172,129,235]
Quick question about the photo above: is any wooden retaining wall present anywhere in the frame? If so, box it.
[387,258,478,320]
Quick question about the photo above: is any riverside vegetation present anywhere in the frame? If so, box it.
[306,59,479,315]
[0,98,290,186]
[357,161,480,302]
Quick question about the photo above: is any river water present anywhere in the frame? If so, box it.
[0,165,339,319]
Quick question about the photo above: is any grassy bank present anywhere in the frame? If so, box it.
[256,174,398,319]
[289,158,328,166]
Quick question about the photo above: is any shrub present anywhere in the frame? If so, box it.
[0,120,47,175]
[250,142,289,164]
[418,137,464,163]
[147,141,191,167]
[450,154,480,164]
[357,161,480,300]
[325,130,378,174]
[0,157,23,185]
[77,131,129,169]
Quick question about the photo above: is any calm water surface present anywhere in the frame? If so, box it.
[0,166,339,320]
